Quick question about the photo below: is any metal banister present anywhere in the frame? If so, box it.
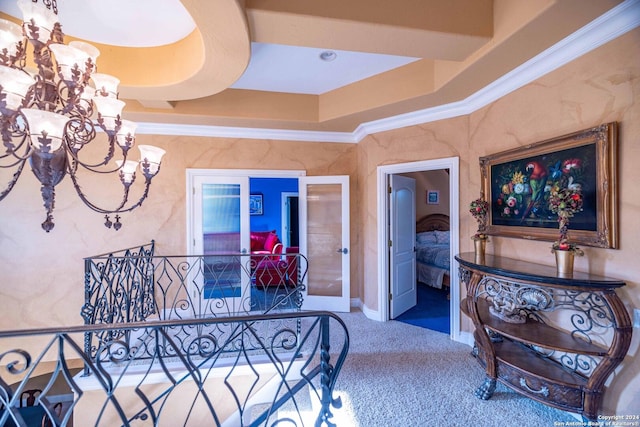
[0,311,349,427]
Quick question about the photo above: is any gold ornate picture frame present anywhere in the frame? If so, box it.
[479,122,618,249]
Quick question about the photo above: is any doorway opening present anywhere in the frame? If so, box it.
[281,192,299,248]
[376,157,462,342]
[249,177,299,248]
[393,170,451,335]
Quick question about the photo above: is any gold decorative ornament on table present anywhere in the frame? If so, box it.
[548,187,584,276]
[469,197,489,261]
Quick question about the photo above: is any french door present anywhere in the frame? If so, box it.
[189,174,251,311]
[187,170,350,313]
[299,176,350,312]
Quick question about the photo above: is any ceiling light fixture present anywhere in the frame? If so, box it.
[0,0,165,232]
[319,51,337,62]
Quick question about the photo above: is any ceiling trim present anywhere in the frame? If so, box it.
[137,122,358,144]
[136,0,639,144]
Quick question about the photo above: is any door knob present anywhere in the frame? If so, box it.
[336,248,349,254]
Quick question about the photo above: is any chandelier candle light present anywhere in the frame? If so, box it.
[0,0,165,232]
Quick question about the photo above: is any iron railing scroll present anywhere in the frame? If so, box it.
[82,243,309,367]
[0,311,349,426]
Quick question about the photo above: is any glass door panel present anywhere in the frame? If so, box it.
[192,175,250,314]
[307,184,342,297]
[202,182,242,299]
[299,176,350,312]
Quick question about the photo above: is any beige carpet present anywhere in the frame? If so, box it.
[322,310,579,427]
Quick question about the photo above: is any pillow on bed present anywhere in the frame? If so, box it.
[434,230,450,244]
[416,231,438,245]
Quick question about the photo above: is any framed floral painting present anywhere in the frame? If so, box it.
[479,122,618,248]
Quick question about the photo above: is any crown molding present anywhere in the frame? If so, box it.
[137,0,640,144]
[136,122,358,143]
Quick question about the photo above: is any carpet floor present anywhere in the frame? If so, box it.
[395,283,450,334]
[318,310,579,427]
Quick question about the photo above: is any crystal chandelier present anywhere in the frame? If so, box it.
[0,0,166,232]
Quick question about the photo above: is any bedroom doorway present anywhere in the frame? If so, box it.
[394,170,450,334]
[376,157,461,341]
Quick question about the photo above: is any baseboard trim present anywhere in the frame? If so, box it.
[455,331,474,348]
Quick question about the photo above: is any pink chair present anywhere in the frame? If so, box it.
[255,246,298,289]
[250,231,283,263]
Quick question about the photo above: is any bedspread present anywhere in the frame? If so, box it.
[416,244,450,270]
[416,243,450,289]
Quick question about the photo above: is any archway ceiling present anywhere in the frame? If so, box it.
[1,0,624,133]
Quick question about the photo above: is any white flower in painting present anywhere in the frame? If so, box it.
[514,183,525,194]
[567,176,582,191]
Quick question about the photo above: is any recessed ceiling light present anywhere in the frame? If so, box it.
[319,51,337,62]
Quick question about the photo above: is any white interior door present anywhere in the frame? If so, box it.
[299,176,350,312]
[390,175,417,318]
[191,175,250,311]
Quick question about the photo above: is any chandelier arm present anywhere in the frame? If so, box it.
[1,143,33,165]
[64,131,126,173]
[101,164,164,215]
[111,179,153,214]
[1,120,32,166]
[66,167,153,215]
[1,111,30,156]
[0,158,27,202]
[0,154,30,168]
[2,138,32,159]
[107,163,167,214]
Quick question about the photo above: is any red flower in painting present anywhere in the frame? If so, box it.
[562,158,582,173]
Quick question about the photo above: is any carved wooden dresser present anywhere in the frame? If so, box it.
[456,252,632,420]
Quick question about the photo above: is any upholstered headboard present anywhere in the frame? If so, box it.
[416,214,450,233]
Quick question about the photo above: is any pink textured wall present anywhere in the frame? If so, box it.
[0,138,358,330]
[357,29,639,414]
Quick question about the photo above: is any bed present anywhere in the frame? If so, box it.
[415,214,450,290]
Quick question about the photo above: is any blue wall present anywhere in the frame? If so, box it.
[249,178,298,239]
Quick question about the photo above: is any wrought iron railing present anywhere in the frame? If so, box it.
[0,311,349,426]
[81,242,309,365]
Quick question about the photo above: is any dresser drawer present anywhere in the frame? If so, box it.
[497,361,584,411]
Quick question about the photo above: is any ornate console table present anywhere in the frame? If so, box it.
[456,252,632,420]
